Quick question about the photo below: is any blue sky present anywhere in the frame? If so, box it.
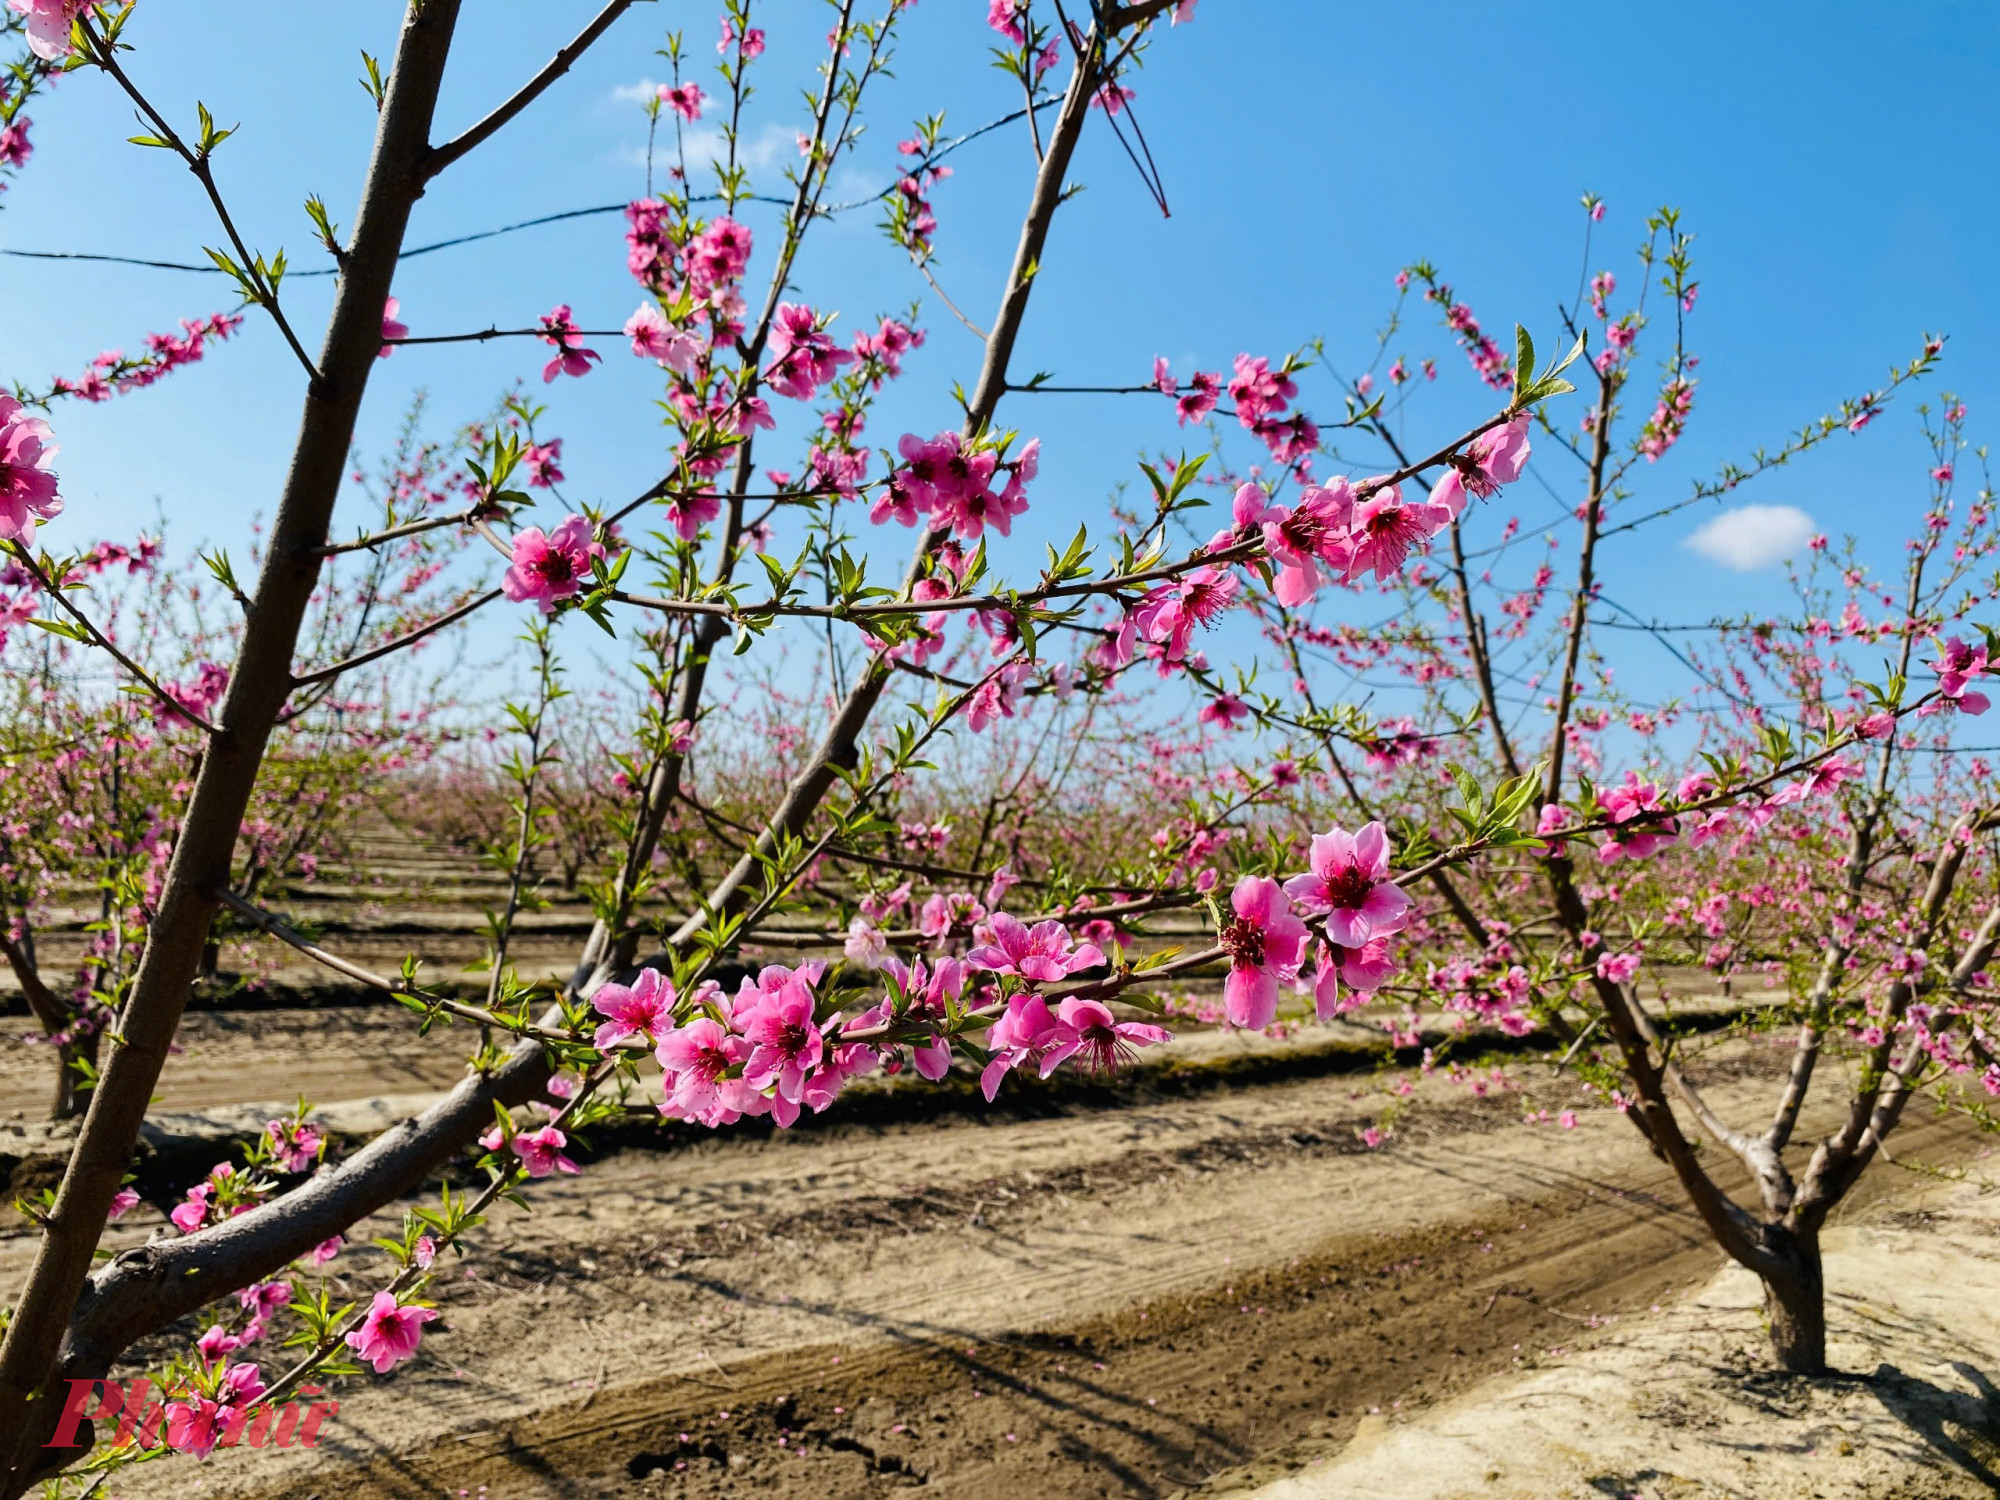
[2,1,1994,699]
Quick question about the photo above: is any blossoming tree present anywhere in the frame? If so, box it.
[0,0,1993,1489]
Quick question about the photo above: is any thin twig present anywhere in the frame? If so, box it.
[5,543,218,734]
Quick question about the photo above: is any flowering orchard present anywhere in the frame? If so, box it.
[0,0,1995,1490]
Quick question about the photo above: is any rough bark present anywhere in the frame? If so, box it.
[0,4,466,1485]
[1758,1227,1827,1374]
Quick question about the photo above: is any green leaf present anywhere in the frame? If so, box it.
[1513,324,1535,393]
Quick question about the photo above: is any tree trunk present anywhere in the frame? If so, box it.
[1760,1228,1826,1373]
[51,1031,100,1123]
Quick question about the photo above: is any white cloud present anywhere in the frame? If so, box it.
[611,78,664,104]
[1683,504,1817,572]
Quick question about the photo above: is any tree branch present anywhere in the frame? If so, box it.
[419,0,641,181]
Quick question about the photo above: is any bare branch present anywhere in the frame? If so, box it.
[420,0,641,181]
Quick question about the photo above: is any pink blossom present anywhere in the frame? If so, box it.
[1600,772,1666,824]
[523,437,565,489]
[1935,635,1991,713]
[1597,828,1676,863]
[1041,997,1169,1076]
[0,394,61,545]
[1129,566,1238,663]
[308,1235,344,1266]
[1284,821,1412,948]
[718,18,765,56]
[378,296,408,359]
[1227,354,1295,425]
[966,913,1105,984]
[1262,480,1355,607]
[659,80,706,120]
[625,301,701,372]
[537,304,602,383]
[1535,803,1572,851]
[1772,756,1860,805]
[107,1186,139,1220]
[1176,371,1221,425]
[657,1017,754,1126]
[1199,693,1250,730]
[239,1280,292,1317]
[985,0,1026,43]
[1312,937,1396,1021]
[844,917,890,970]
[1343,484,1449,583]
[156,661,230,729]
[343,1290,439,1374]
[264,1117,322,1172]
[1429,415,1531,519]
[1217,876,1308,1031]
[0,119,31,171]
[591,966,677,1048]
[511,1123,581,1178]
[1152,356,1177,396]
[9,0,86,61]
[171,1181,213,1235]
[164,1396,229,1460]
[979,993,1060,1100]
[502,514,602,614]
[765,302,854,402]
[965,661,1032,733]
[1596,952,1641,984]
[919,890,987,938]
[738,969,826,1123]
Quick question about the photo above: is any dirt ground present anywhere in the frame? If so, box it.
[1248,1172,2000,1500]
[50,1036,1992,1500]
[7,827,1992,1497]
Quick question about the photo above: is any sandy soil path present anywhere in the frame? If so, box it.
[69,1039,1989,1500]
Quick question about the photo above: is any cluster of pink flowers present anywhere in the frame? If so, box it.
[624,204,754,339]
[47,310,247,403]
[1420,277,1512,392]
[1152,358,1222,427]
[1212,822,1413,1031]
[854,316,923,382]
[1632,378,1696,462]
[891,154,951,258]
[597,963,883,1128]
[874,431,1039,540]
[718,16,765,57]
[170,1162,261,1236]
[162,661,230,726]
[523,437,565,489]
[764,302,855,401]
[624,301,701,374]
[1226,354,1319,461]
[1534,755,1868,870]
[0,393,61,544]
[0,114,31,176]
